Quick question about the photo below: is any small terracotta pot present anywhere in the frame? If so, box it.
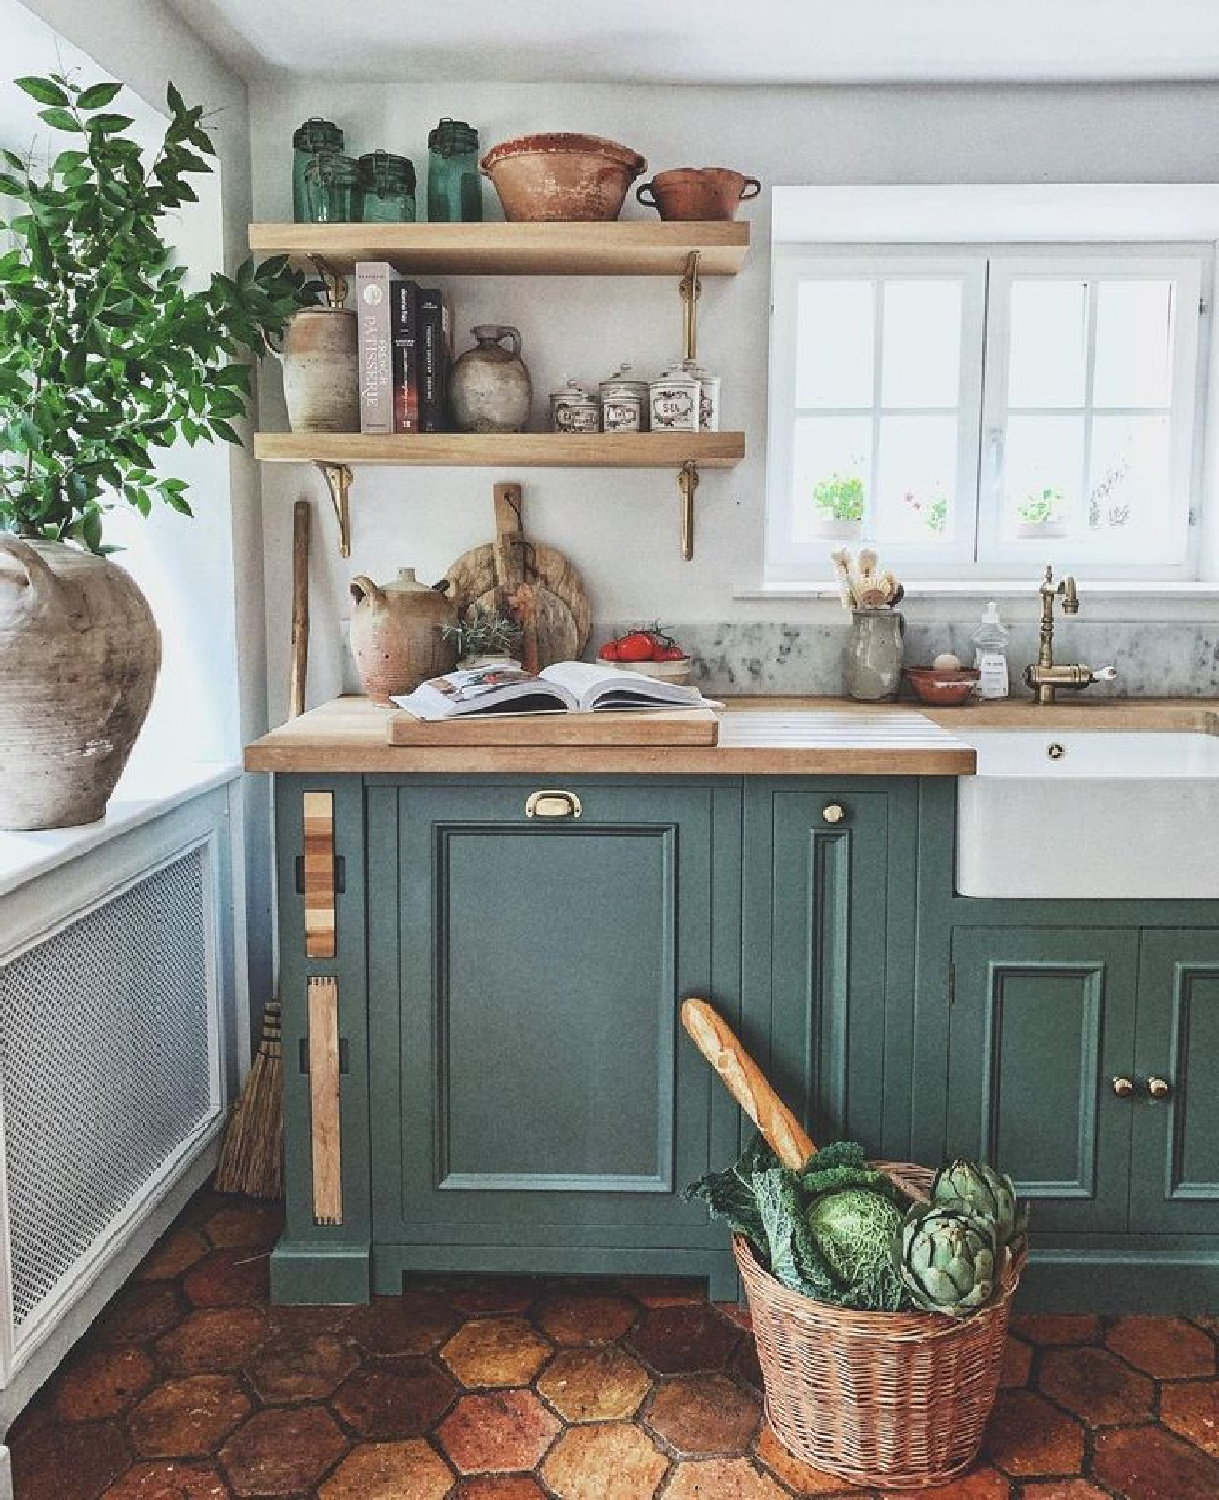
[636,167,761,221]
[481,133,646,221]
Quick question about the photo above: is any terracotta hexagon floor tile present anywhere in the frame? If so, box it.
[266,1301,352,1336]
[1019,1484,1114,1499]
[1160,1378,1219,1459]
[129,1375,250,1459]
[878,1467,1011,1498]
[155,1306,271,1376]
[220,1405,348,1497]
[982,1390,1084,1477]
[537,1346,652,1422]
[347,1290,456,1355]
[135,1228,211,1282]
[331,1358,458,1438]
[717,1302,753,1333]
[54,1344,155,1422]
[628,1304,741,1374]
[1000,1336,1032,1388]
[100,1460,229,1498]
[1093,1423,1219,1500]
[317,1437,454,1499]
[535,1291,638,1345]
[11,1420,131,1500]
[646,1373,761,1456]
[202,1200,283,1250]
[664,1456,788,1499]
[94,1282,185,1346]
[1009,1315,1101,1347]
[436,1389,562,1474]
[618,1276,706,1308]
[1105,1315,1217,1378]
[1038,1345,1155,1426]
[445,1276,538,1315]
[441,1316,553,1387]
[183,1249,270,1310]
[246,1330,359,1403]
[455,1478,549,1499]
[541,1422,669,1500]
[754,1423,857,1495]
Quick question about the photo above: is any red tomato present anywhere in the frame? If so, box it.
[615,631,657,662]
[657,645,687,661]
[598,640,620,660]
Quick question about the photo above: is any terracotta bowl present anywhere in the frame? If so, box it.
[636,166,762,221]
[480,133,647,221]
[904,666,981,706]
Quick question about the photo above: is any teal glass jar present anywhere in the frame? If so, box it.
[302,151,358,223]
[427,118,482,222]
[292,117,344,222]
[354,151,417,222]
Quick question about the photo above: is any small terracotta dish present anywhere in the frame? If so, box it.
[480,133,647,221]
[636,167,761,221]
[903,666,980,706]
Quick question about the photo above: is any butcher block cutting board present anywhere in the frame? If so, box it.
[386,706,719,747]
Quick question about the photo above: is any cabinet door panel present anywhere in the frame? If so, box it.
[1132,930,1219,1233]
[948,928,1137,1233]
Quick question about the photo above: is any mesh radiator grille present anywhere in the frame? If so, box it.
[0,848,217,1332]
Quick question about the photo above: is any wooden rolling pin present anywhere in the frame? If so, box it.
[681,998,815,1170]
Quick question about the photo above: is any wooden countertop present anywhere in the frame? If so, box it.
[243,695,1219,777]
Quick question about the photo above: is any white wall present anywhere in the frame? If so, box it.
[250,77,1219,715]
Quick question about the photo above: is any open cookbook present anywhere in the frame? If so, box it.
[392,660,712,721]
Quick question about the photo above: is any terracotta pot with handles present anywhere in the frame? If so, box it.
[0,537,161,829]
[348,567,457,702]
[636,167,761,221]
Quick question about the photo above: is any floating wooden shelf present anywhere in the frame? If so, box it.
[254,431,745,469]
[248,221,750,277]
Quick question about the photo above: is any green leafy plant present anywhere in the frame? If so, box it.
[1017,486,1063,528]
[0,72,319,552]
[442,603,523,661]
[812,473,864,524]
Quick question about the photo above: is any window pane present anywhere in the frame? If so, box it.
[876,415,959,543]
[796,280,874,409]
[881,281,963,409]
[1088,415,1172,542]
[791,415,873,542]
[1093,281,1175,409]
[1008,280,1088,408]
[1003,415,1085,538]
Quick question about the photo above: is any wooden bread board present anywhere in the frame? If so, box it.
[387,706,719,747]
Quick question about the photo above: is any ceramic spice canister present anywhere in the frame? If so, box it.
[549,379,600,433]
[649,362,701,432]
[599,363,649,432]
[349,567,457,701]
[679,357,722,431]
[449,324,532,432]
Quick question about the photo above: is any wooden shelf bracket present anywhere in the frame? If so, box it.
[680,249,702,361]
[678,459,699,562]
[316,462,353,557]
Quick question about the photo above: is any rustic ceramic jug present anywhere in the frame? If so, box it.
[0,537,161,829]
[449,325,532,432]
[348,567,457,701]
[844,609,905,701]
[279,306,360,432]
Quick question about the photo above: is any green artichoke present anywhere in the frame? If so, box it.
[932,1158,1029,1253]
[897,1203,998,1316]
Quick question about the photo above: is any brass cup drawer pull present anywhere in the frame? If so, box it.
[1147,1076,1172,1100]
[1112,1076,1135,1098]
[822,803,847,825]
[525,789,582,820]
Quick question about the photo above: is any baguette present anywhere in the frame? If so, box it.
[680,998,815,1169]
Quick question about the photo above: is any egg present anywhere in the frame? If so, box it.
[933,652,961,672]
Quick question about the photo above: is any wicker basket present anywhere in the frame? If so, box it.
[734,1163,1021,1491]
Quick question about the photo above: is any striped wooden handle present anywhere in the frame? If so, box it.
[680,998,815,1169]
[308,977,343,1225]
[302,790,336,959]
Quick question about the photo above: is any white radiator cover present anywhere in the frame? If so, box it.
[0,839,223,1374]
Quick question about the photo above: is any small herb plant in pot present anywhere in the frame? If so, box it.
[0,72,317,830]
[1015,486,1067,538]
[442,604,524,668]
[811,472,864,539]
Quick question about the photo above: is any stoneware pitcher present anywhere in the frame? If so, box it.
[348,567,457,702]
[277,306,360,432]
[449,325,532,432]
[844,608,905,701]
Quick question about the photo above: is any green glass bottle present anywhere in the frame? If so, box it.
[354,151,417,222]
[302,151,358,223]
[292,117,344,222]
[427,118,482,223]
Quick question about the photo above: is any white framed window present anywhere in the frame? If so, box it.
[766,239,1209,583]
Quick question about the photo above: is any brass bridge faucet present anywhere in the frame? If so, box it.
[1023,565,1117,706]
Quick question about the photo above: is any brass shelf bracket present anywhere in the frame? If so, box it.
[678,459,699,561]
[679,249,702,361]
[308,253,348,309]
[315,462,353,557]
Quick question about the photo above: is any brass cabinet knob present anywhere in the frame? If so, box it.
[525,789,582,820]
[822,803,846,825]
[1112,1076,1135,1098]
[1147,1076,1172,1100]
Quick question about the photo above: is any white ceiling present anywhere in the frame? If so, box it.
[165,0,1219,85]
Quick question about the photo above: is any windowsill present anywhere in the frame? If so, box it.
[736,581,1219,601]
[0,762,242,901]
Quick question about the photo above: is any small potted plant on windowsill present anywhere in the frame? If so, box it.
[1015,487,1068,539]
[442,604,524,668]
[810,473,865,540]
[0,71,319,831]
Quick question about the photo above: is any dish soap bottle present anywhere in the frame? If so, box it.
[972,600,1010,699]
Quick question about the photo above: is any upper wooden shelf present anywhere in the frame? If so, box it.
[247,221,750,276]
[255,431,745,469]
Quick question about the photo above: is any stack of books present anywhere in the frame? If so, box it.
[355,261,450,434]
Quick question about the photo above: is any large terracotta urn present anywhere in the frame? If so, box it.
[349,567,457,701]
[0,537,161,829]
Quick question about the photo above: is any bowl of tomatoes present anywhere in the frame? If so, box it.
[598,627,693,684]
